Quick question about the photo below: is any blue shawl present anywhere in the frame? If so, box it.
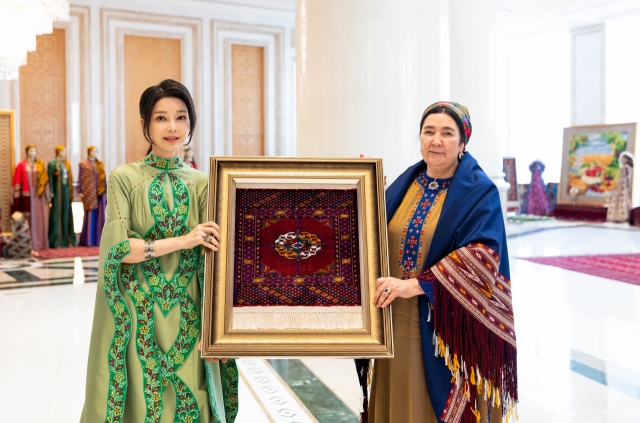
[385,152,509,422]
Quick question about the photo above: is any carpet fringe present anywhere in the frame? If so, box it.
[232,306,363,330]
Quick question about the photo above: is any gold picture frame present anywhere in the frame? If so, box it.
[201,157,393,358]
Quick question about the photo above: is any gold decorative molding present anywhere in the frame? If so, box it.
[0,110,16,228]
[212,21,285,156]
[231,45,265,156]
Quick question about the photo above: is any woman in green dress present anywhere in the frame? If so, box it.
[80,79,239,423]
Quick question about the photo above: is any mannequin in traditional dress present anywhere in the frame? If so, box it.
[521,161,550,215]
[607,152,634,223]
[182,145,197,169]
[48,145,77,248]
[11,144,50,250]
[77,146,107,246]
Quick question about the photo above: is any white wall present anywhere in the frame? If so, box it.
[606,13,640,207]
[505,30,571,184]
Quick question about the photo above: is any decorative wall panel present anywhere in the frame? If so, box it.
[0,111,15,229]
[19,29,67,165]
[232,45,264,156]
[212,21,284,156]
[101,9,202,172]
[123,35,182,163]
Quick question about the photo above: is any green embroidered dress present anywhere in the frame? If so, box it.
[80,153,238,423]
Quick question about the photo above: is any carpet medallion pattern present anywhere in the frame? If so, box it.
[233,188,362,307]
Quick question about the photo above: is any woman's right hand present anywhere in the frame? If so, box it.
[181,221,221,251]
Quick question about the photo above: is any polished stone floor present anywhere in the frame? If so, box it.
[1,222,639,422]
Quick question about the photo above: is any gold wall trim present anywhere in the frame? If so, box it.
[212,21,285,157]
[0,110,16,228]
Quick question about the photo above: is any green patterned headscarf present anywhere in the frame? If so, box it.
[420,101,473,145]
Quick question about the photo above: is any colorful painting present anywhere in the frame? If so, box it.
[559,123,636,205]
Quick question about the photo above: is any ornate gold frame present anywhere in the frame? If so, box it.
[202,157,393,358]
[0,110,16,232]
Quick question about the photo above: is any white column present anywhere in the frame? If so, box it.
[296,0,450,183]
[0,80,11,110]
[449,0,510,212]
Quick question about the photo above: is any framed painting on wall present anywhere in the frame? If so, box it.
[201,157,393,358]
[559,123,636,205]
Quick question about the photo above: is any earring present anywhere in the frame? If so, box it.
[458,151,464,160]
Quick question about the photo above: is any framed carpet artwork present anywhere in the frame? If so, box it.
[559,123,636,205]
[201,157,393,358]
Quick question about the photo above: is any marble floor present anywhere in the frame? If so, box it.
[1,222,639,422]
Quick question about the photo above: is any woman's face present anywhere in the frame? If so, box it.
[27,147,37,160]
[145,97,190,159]
[89,148,98,160]
[57,148,67,160]
[420,112,464,177]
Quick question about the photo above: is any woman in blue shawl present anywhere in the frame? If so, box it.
[357,102,518,423]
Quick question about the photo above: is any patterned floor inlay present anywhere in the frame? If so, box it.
[0,257,99,290]
[267,359,359,423]
[570,349,640,401]
[237,358,317,422]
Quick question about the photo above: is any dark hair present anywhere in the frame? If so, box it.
[420,107,466,145]
[139,79,197,155]
[25,143,37,155]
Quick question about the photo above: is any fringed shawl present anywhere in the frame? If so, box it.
[384,153,517,423]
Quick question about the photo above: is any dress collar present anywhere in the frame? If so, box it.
[143,152,184,170]
[417,170,452,191]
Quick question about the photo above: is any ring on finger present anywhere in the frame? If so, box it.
[203,234,212,243]
[383,287,391,295]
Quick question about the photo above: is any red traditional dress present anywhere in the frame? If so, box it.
[11,159,49,250]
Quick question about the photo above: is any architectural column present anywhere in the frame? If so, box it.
[0,80,11,110]
[296,0,450,183]
[449,0,510,211]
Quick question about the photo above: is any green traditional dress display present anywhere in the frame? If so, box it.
[48,159,77,248]
[80,153,239,423]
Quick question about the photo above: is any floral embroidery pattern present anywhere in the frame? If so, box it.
[144,153,184,170]
[122,257,201,422]
[398,171,451,279]
[103,241,133,423]
[142,172,197,316]
[198,258,240,422]
[121,261,164,422]
[221,360,240,421]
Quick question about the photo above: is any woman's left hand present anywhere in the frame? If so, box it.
[373,277,423,308]
[198,340,227,364]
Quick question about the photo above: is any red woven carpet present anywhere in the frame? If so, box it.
[32,246,100,260]
[521,254,640,286]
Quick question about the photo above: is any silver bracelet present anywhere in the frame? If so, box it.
[144,240,155,260]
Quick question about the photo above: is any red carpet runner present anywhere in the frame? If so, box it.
[32,246,100,260]
[521,254,640,287]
